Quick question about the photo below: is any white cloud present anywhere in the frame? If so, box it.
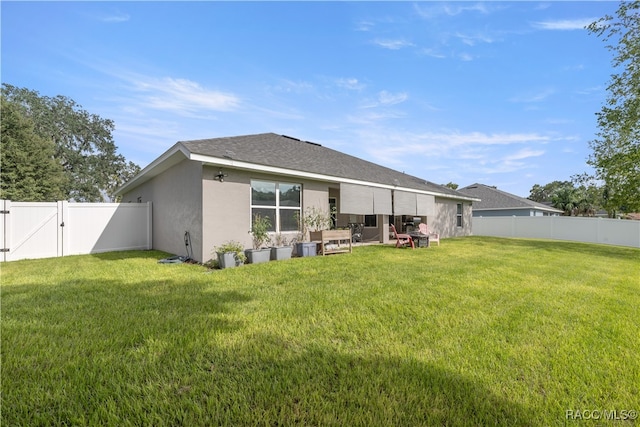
[503,148,545,161]
[372,39,414,50]
[114,118,181,149]
[336,78,365,91]
[347,110,407,125]
[355,20,375,32]
[360,90,409,108]
[456,32,498,46]
[269,79,314,94]
[420,48,447,59]
[575,86,602,96]
[544,118,574,125]
[101,12,130,23]
[414,2,493,19]
[427,131,551,147]
[532,18,595,31]
[510,88,555,103]
[354,129,554,165]
[130,77,240,115]
[444,3,491,16]
[378,90,408,106]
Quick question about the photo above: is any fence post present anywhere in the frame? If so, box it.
[146,202,153,250]
[58,201,68,257]
[1,200,10,262]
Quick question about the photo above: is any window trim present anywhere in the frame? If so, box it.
[456,203,463,228]
[250,180,301,233]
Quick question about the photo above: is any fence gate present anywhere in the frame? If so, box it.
[1,201,64,262]
[0,200,152,262]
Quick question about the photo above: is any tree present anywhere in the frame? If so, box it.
[587,1,640,215]
[531,178,605,216]
[1,84,140,201]
[551,185,579,216]
[572,173,606,216]
[528,181,572,203]
[0,96,67,201]
[443,182,459,190]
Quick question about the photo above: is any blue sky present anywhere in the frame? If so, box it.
[2,1,618,197]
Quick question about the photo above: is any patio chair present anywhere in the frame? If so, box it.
[418,223,440,246]
[390,224,415,249]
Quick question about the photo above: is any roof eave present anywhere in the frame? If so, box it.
[116,145,480,202]
[192,153,478,201]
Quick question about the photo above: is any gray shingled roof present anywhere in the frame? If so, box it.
[458,183,563,212]
[181,133,467,198]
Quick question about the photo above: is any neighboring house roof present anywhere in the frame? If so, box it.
[458,183,564,214]
[117,133,477,201]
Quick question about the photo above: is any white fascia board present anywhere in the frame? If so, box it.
[190,153,479,202]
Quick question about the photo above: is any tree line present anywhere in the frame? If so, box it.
[1,84,140,202]
[528,180,606,217]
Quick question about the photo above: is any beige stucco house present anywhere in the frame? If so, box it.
[116,133,477,262]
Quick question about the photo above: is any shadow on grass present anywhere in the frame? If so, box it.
[4,273,539,426]
[193,334,538,426]
[88,250,175,261]
[2,276,253,426]
[2,277,252,350]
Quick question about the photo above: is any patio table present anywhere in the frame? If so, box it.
[409,232,429,248]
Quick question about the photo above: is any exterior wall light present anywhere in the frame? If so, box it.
[215,170,228,182]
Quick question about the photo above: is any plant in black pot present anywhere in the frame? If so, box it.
[245,214,272,264]
[214,241,246,269]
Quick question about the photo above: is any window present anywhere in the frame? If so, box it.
[456,203,463,227]
[251,180,301,232]
[364,214,377,227]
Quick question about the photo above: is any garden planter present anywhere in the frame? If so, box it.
[217,252,239,269]
[294,242,317,257]
[270,246,292,261]
[245,248,271,264]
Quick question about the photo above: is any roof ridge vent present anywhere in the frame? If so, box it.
[281,134,322,147]
[281,134,301,141]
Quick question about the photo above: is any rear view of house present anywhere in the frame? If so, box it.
[116,133,477,262]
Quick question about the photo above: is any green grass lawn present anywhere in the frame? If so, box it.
[2,237,639,426]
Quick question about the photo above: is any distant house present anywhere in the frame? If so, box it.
[459,183,563,217]
[116,133,477,262]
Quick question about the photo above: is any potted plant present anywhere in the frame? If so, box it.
[245,214,272,264]
[270,233,292,261]
[294,207,332,257]
[213,241,246,269]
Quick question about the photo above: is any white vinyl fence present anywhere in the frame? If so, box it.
[472,216,640,248]
[0,200,152,262]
